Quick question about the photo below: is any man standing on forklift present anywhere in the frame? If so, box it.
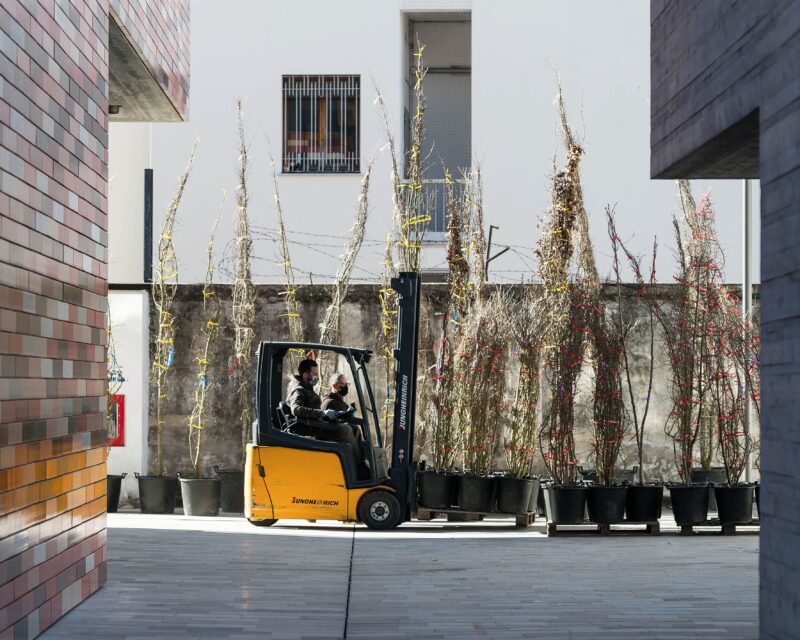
[286,359,366,475]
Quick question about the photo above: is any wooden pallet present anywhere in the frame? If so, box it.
[547,521,660,537]
[416,507,536,528]
[679,519,760,536]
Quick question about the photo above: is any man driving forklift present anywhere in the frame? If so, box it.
[286,359,366,473]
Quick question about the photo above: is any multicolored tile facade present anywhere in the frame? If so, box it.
[0,1,188,637]
[110,0,190,117]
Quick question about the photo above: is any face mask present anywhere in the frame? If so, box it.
[339,384,349,396]
[308,375,319,385]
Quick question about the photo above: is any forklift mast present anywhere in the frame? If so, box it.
[387,272,421,517]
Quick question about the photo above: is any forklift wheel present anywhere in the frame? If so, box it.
[248,518,278,527]
[358,491,401,530]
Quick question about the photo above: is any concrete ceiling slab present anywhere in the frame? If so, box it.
[108,15,181,122]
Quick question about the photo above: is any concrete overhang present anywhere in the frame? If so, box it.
[108,12,182,122]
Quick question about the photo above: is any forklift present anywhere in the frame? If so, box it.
[244,272,421,530]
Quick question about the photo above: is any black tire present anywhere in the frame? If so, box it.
[358,491,402,530]
[248,518,278,527]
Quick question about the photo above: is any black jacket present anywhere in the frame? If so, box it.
[321,391,349,413]
[286,376,323,420]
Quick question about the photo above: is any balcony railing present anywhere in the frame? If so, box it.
[399,178,468,237]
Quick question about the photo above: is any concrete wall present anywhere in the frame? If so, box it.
[138,284,760,492]
[650,2,799,636]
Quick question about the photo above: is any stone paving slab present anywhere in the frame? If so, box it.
[43,512,758,639]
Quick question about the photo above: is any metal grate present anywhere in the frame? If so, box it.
[282,75,360,173]
[401,178,467,236]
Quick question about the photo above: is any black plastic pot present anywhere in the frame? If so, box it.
[544,486,588,524]
[536,481,548,516]
[418,471,457,510]
[496,477,534,514]
[714,485,754,524]
[214,466,245,513]
[457,475,496,512]
[755,484,760,517]
[179,477,222,517]
[691,467,727,511]
[626,485,664,522]
[669,484,709,525]
[136,474,178,514]
[587,485,627,524]
[525,477,541,514]
[107,473,126,513]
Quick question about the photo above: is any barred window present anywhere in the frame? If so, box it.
[282,75,360,173]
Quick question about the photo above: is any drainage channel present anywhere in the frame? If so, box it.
[342,523,356,639]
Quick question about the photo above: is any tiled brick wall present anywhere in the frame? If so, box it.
[110,0,190,118]
[0,0,187,637]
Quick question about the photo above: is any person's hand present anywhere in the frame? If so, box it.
[322,409,337,421]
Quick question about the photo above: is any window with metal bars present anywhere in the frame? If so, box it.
[282,75,360,173]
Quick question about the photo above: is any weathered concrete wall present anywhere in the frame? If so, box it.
[147,283,760,485]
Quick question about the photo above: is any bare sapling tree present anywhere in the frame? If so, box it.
[429,168,473,472]
[188,209,223,478]
[152,137,199,476]
[231,101,257,457]
[455,292,511,477]
[267,147,304,348]
[608,208,657,485]
[377,232,398,453]
[318,159,373,378]
[506,289,545,479]
[535,84,585,486]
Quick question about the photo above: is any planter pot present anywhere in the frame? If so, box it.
[179,477,222,517]
[496,477,534,515]
[457,475,496,512]
[536,481,549,517]
[755,484,760,517]
[714,485,754,524]
[214,466,245,513]
[136,474,178,514]
[525,477,541,514]
[587,485,627,524]
[544,486,588,524]
[418,471,457,510]
[669,485,709,525]
[107,473,126,513]
[626,485,664,522]
[691,467,727,511]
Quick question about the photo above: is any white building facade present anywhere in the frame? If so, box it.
[106,1,760,496]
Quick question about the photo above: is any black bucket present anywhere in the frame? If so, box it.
[136,474,178,514]
[214,466,244,513]
[714,485,754,524]
[626,485,664,522]
[669,484,709,525]
[691,467,727,510]
[496,477,534,515]
[457,475,496,512]
[587,485,627,524]
[755,484,760,517]
[525,477,541,514]
[418,471,457,510]
[107,473,126,513]
[536,481,548,516]
[179,477,222,517]
[544,486,588,524]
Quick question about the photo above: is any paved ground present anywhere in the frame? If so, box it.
[43,512,758,640]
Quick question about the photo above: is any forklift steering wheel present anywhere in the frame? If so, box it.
[335,406,356,422]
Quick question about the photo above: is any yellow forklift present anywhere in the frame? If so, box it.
[245,272,421,530]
